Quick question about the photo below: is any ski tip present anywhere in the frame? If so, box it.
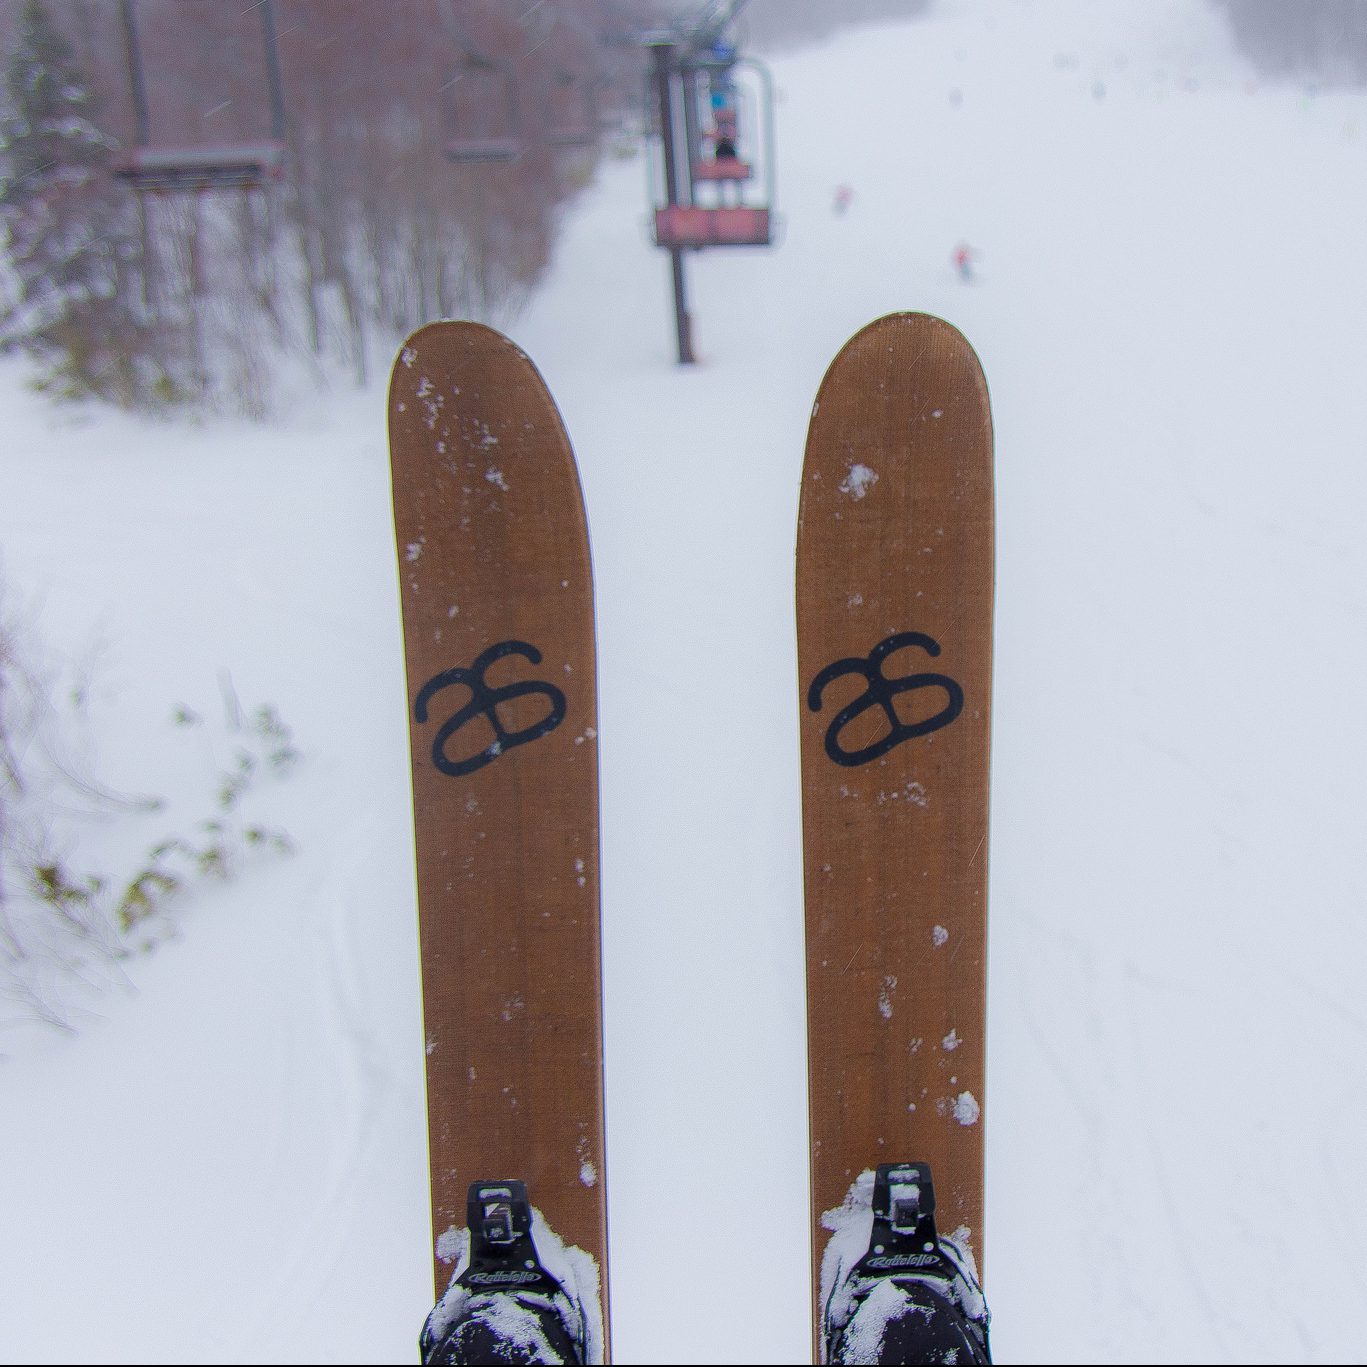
[842,310,978,353]
[392,319,531,378]
[387,319,568,458]
[807,312,992,443]
[824,312,986,384]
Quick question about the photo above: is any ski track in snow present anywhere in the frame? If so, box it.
[4,1,1367,1362]
[248,815,404,1349]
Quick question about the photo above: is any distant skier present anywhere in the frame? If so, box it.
[710,73,741,164]
[834,183,855,215]
[952,241,978,281]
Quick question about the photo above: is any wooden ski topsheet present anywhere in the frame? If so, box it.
[797,314,994,1346]
[388,323,608,1347]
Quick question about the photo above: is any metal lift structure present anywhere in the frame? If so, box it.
[644,1,775,363]
[113,0,287,193]
[438,0,605,166]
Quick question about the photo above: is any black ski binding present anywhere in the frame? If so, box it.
[453,1179,570,1299]
[827,1162,991,1365]
[421,1180,586,1365]
[851,1162,958,1283]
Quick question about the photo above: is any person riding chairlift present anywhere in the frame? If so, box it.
[709,82,742,203]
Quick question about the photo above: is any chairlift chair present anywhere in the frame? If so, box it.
[691,157,753,183]
[546,73,600,149]
[113,0,288,194]
[113,140,285,193]
[644,3,767,363]
[651,51,773,249]
[444,58,525,165]
[693,120,753,183]
[652,204,771,249]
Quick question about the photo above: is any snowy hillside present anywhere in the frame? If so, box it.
[4,1,1367,1362]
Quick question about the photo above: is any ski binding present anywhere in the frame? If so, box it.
[826,1162,991,1365]
[455,1180,572,1298]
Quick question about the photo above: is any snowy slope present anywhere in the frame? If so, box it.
[4,1,1367,1363]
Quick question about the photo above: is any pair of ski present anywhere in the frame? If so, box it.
[388,315,994,1366]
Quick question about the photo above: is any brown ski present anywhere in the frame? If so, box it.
[388,322,609,1363]
[796,313,995,1361]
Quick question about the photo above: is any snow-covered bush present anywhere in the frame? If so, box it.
[0,591,297,1034]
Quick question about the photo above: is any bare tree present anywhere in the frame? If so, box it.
[0,0,659,413]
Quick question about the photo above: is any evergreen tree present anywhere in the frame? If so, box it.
[0,0,147,403]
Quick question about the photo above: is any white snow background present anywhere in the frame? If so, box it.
[4,0,1367,1361]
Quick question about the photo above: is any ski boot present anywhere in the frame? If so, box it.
[421,1180,587,1366]
[824,1163,991,1365]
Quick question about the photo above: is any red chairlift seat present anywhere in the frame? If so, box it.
[693,156,752,182]
[654,205,771,249]
[112,139,286,192]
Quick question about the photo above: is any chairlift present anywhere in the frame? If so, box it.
[111,0,287,194]
[546,73,600,150]
[650,49,774,251]
[114,141,285,193]
[444,58,525,165]
[653,204,771,248]
[642,3,768,362]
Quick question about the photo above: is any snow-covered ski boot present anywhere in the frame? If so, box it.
[823,1163,991,1365]
[421,1181,587,1366]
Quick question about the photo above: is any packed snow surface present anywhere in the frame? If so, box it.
[5,1,1367,1362]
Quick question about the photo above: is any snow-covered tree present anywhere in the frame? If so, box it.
[0,0,147,403]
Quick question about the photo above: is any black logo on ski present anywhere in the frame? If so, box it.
[415,640,566,777]
[808,631,963,767]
